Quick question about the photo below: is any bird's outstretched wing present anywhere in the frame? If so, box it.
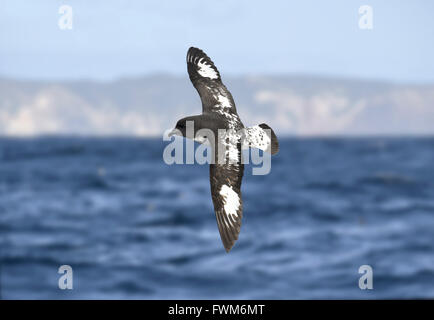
[187,47,238,115]
[209,143,244,252]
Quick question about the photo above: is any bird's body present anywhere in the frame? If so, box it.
[170,47,279,252]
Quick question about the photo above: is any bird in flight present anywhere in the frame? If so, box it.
[169,47,279,252]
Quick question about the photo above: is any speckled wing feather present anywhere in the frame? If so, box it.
[209,144,244,253]
[187,47,245,252]
[243,123,279,155]
[186,47,238,116]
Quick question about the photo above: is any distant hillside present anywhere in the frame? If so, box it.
[0,75,433,136]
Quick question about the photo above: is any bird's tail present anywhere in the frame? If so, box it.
[243,123,279,155]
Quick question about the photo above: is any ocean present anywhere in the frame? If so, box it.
[0,137,433,299]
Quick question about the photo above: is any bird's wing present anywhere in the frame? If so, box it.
[209,140,244,252]
[187,47,238,114]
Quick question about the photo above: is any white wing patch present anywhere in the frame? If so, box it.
[219,185,241,219]
[212,93,240,129]
[216,94,232,109]
[218,129,241,164]
[243,125,272,152]
[197,58,219,79]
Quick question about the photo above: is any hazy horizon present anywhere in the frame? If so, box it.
[1,74,434,137]
[3,71,434,86]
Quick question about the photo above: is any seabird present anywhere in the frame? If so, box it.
[169,47,279,252]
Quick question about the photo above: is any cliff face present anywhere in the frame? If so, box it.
[1,75,433,136]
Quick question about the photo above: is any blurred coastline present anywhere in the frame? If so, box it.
[1,75,434,138]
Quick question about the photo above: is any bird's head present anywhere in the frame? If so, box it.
[168,117,190,138]
[168,115,214,142]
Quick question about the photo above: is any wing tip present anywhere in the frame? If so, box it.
[221,228,240,253]
[187,46,201,53]
[187,46,205,57]
[223,240,235,253]
[217,220,239,253]
[186,47,221,80]
[218,225,238,253]
[186,47,206,64]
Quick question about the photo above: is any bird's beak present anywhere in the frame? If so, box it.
[168,128,179,137]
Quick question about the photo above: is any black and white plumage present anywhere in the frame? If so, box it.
[170,47,279,252]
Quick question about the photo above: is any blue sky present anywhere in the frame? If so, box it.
[1,0,434,82]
